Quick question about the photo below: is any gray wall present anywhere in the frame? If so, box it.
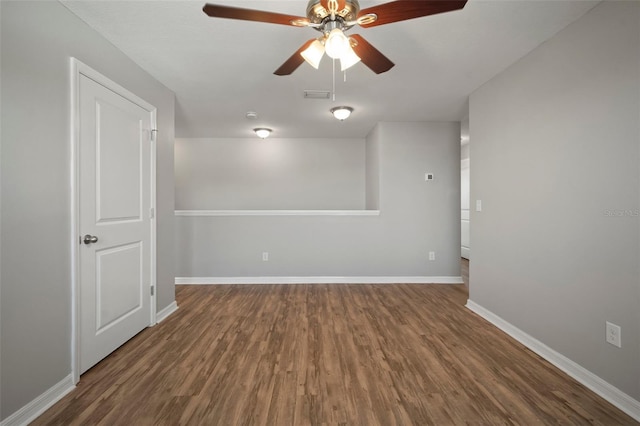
[365,126,381,210]
[469,0,639,400]
[175,138,365,210]
[0,1,175,420]
[175,122,461,278]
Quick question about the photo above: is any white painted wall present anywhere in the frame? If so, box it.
[469,0,639,401]
[175,138,365,210]
[175,122,461,279]
[0,1,175,420]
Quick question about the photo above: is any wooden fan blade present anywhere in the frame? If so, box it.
[349,34,394,74]
[357,0,467,28]
[320,0,347,14]
[203,4,309,27]
[274,39,316,76]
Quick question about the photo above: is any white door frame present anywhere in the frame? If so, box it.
[70,58,157,384]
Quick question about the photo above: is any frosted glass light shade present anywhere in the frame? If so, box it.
[330,106,353,121]
[301,40,325,69]
[340,44,361,71]
[324,28,349,59]
[253,128,272,139]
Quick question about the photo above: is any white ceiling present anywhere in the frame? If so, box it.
[61,0,598,139]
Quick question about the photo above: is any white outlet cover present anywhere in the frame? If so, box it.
[606,321,622,348]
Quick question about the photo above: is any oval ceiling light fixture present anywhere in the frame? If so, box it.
[330,106,353,121]
[253,128,272,139]
[246,111,258,119]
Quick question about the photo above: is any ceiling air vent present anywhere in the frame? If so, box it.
[304,90,331,100]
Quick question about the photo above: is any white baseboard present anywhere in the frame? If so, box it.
[465,300,640,422]
[155,301,178,323]
[1,374,75,426]
[176,276,464,285]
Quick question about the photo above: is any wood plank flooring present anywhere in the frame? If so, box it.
[461,257,469,289]
[34,283,637,425]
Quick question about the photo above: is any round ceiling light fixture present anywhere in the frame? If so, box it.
[253,128,272,139]
[330,106,354,121]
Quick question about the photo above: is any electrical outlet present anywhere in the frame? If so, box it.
[606,321,621,348]
[428,251,435,261]
[262,252,269,262]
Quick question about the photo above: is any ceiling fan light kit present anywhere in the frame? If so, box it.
[203,0,468,76]
[300,39,325,69]
[300,33,361,71]
[339,43,361,71]
[325,27,349,59]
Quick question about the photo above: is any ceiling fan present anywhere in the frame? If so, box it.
[203,0,468,76]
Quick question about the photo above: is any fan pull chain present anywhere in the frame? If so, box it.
[332,58,336,102]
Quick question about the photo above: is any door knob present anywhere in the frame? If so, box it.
[83,234,99,244]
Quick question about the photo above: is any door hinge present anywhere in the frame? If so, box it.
[151,285,155,296]
[149,208,155,219]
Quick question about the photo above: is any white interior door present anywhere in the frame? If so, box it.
[78,73,154,374]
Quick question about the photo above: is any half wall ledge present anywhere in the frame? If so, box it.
[174,210,381,217]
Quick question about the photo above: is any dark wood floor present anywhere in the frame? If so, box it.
[461,257,469,288]
[34,277,636,424]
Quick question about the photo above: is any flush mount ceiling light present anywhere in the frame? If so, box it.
[330,106,353,121]
[253,128,272,139]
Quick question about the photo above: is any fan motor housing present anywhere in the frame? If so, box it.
[306,0,360,25]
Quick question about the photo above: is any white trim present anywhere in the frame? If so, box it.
[466,300,640,422]
[70,57,80,384]
[461,247,470,259]
[0,375,75,426]
[155,301,179,323]
[175,210,380,217]
[176,276,464,285]
[149,111,157,326]
[70,58,157,383]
